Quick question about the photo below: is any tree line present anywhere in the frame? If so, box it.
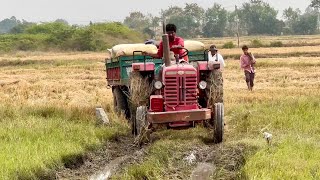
[0,18,145,52]
[124,0,320,38]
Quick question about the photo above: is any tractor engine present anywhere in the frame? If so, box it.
[162,65,198,112]
[149,63,200,127]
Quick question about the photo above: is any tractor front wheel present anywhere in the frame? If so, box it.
[133,106,148,136]
[213,103,224,143]
[132,106,152,146]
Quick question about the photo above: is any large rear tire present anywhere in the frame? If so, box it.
[113,87,130,119]
[213,103,224,143]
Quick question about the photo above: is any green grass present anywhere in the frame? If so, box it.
[231,97,320,134]
[243,137,320,179]
[230,97,320,179]
[0,104,127,179]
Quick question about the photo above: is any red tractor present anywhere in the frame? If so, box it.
[106,32,224,143]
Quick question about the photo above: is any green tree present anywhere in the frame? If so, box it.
[239,0,283,35]
[0,16,21,34]
[311,0,320,8]
[9,20,35,34]
[282,7,301,34]
[310,0,320,32]
[292,13,317,35]
[123,12,150,32]
[283,7,301,22]
[26,22,71,34]
[161,6,185,35]
[54,19,69,25]
[183,3,204,37]
[26,22,74,47]
[150,15,160,38]
[70,27,95,51]
[202,3,228,37]
[184,3,204,24]
[143,27,155,39]
[161,6,184,18]
[225,11,237,36]
[162,4,204,38]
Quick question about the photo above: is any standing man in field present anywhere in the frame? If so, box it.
[208,45,226,71]
[240,45,256,91]
[144,24,188,62]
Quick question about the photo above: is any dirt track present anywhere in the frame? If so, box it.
[55,130,250,180]
[55,134,145,179]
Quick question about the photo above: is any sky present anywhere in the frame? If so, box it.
[1,0,311,24]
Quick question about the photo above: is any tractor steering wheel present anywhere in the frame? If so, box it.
[170,46,189,58]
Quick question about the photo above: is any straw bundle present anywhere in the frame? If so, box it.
[129,72,153,145]
[129,72,153,107]
[206,70,224,107]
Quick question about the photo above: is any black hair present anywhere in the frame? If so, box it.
[242,45,249,50]
[166,24,177,32]
[210,45,217,49]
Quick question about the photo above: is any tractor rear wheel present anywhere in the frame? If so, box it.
[113,87,130,119]
[213,103,224,143]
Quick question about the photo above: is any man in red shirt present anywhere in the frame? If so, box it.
[240,45,256,91]
[145,24,188,62]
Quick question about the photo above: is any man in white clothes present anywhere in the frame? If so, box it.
[208,45,225,70]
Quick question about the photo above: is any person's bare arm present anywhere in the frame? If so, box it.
[250,53,256,64]
[248,52,256,64]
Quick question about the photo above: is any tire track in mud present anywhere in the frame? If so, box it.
[55,131,254,180]
[55,134,147,179]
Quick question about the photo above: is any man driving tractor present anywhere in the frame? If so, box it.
[144,24,189,62]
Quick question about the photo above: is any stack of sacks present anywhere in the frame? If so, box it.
[184,40,205,51]
[105,40,205,60]
[106,44,158,60]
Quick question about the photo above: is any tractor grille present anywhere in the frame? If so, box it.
[164,74,197,108]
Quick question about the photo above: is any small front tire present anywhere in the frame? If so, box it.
[213,103,224,143]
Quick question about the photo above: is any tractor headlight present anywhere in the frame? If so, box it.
[154,81,163,89]
[199,81,207,90]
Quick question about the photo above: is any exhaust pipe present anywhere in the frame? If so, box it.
[162,34,171,67]
[162,19,170,67]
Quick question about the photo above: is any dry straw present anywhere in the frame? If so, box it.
[129,72,153,145]
[129,72,153,107]
[207,70,224,106]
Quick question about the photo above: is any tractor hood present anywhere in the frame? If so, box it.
[162,64,197,85]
